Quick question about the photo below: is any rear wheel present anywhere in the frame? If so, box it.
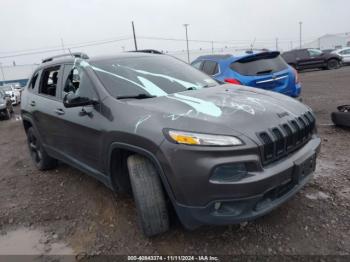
[127,154,170,237]
[27,127,57,170]
[4,108,11,120]
[327,59,340,70]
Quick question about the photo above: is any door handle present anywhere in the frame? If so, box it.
[30,101,36,106]
[54,109,65,115]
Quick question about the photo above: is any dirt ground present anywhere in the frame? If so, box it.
[0,67,349,259]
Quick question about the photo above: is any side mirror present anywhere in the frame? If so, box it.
[63,92,98,108]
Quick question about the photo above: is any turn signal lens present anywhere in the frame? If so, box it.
[168,130,243,146]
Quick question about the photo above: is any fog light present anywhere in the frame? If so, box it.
[210,163,247,183]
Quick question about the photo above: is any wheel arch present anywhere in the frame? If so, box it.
[22,115,35,134]
[107,142,176,202]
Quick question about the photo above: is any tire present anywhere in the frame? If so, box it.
[4,108,11,120]
[331,112,350,128]
[327,59,340,70]
[27,127,57,170]
[127,154,170,237]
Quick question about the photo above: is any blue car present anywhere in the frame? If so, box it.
[191,51,301,98]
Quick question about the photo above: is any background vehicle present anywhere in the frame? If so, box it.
[332,47,350,64]
[191,51,301,98]
[322,49,335,54]
[282,48,342,71]
[21,52,320,237]
[0,90,13,120]
[0,85,20,105]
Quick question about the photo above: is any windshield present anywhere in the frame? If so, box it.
[90,55,218,98]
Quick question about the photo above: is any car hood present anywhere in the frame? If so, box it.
[124,85,311,140]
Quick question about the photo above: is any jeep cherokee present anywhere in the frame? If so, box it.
[21,52,321,237]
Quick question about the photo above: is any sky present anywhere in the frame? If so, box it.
[0,0,349,66]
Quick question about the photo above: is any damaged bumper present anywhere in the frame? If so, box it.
[159,135,321,229]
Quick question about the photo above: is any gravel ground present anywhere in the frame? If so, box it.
[0,67,349,259]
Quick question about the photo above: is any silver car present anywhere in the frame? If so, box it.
[332,47,350,64]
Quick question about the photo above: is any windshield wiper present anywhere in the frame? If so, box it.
[256,69,273,75]
[116,94,156,100]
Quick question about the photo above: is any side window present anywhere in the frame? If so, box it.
[202,61,219,75]
[39,66,60,97]
[307,49,322,57]
[192,61,202,70]
[63,64,97,100]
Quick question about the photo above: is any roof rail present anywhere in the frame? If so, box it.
[42,52,89,63]
[129,49,163,54]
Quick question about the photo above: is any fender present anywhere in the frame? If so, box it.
[107,142,177,202]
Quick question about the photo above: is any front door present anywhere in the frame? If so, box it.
[52,62,105,172]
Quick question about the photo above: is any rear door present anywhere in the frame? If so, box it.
[306,49,325,67]
[295,49,314,69]
[32,65,64,149]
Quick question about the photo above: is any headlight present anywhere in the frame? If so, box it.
[0,103,5,107]
[167,130,243,146]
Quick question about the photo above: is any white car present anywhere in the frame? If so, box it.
[0,85,21,105]
[332,47,350,64]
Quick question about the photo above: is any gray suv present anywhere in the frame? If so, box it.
[21,52,321,236]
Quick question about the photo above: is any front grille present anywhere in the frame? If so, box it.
[258,112,316,166]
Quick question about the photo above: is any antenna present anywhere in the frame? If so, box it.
[250,38,256,51]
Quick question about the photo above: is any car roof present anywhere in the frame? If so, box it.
[194,51,279,63]
[35,52,160,71]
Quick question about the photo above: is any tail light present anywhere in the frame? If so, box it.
[292,68,300,84]
[224,78,242,85]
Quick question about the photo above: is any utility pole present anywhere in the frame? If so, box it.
[183,24,190,63]
[60,38,65,53]
[299,21,303,48]
[132,21,138,51]
[275,38,279,51]
[211,41,214,54]
[290,41,293,50]
[318,38,321,49]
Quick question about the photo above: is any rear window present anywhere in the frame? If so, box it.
[230,53,288,76]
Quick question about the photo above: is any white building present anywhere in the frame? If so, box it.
[302,32,350,50]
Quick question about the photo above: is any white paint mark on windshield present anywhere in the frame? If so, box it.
[137,76,167,96]
[115,64,203,90]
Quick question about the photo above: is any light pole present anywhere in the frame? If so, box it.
[183,24,190,63]
[299,21,303,48]
[132,21,138,51]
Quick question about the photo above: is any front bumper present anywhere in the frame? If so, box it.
[159,135,321,229]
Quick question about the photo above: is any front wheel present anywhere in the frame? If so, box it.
[127,154,170,237]
[27,127,57,170]
[327,59,340,70]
